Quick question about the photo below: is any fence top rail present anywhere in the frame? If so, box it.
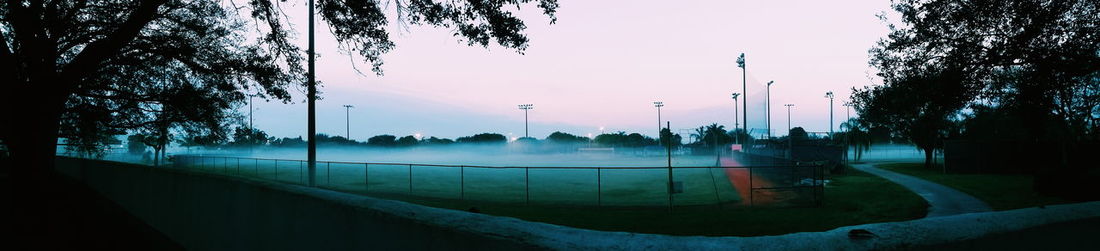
[174,154,820,170]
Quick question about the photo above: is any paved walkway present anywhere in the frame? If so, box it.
[853,163,992,217]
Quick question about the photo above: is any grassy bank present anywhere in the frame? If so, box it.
[381,168,927,236]
[876,163,1069,210]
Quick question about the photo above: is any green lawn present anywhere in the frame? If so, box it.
[362,168,927,236]
[876,163,1069,211]
[174,158,928,236]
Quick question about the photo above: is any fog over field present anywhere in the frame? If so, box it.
[172,145,722,167]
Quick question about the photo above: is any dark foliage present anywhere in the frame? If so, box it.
[456,133,507,144]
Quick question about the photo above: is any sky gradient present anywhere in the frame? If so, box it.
[248,0,894,141]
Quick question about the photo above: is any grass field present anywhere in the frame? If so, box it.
[179,156,926,236]
[178,155,742,207]
[876,163,1069,210]
[364,168,927,236]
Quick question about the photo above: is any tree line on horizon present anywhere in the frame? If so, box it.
[120,123,836,154]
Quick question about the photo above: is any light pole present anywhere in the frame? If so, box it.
[307,0,317,186]
[249,96,254,129]
[736,53,747,144]
[842,102,852,131]
[843,102,853,163]
[731,93,740,144]
[518,104,533,138]
[825,91,835,137]
[343,105,354,139]
[785,104,795,158]
[654,101,664,138]
[767,80,774,139]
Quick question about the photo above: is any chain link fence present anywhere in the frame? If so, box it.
[167,154,823,208]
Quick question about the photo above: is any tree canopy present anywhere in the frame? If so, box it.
[0,0,561,170]
[855,0,1100,167]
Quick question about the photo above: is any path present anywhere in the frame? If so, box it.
[853,163,992,217]
[718,156,777,205]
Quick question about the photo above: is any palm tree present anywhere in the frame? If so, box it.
[704,123,728,146]
[842,118,873,161]
[691,126,707,145]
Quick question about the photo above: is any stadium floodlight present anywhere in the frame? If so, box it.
[843,101,853,163]
[518,104,534,138]
[731,93,740,144]
[736,53,747,145]
[785,104,795,158]
[654,101,664,138]
[343,105,354,139]
[825,91,835,137]
[767,81,774,139]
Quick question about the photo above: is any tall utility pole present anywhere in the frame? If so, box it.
[843,102,853,163]
[343,105,354,139]
[843,102,852,130]
[306,0,317,186]
[248,96,255,153]
[785,104,795,158]
[731,93,740,144]
[666,121,673,212]
[518,104,533,138]
[736,53,747,144]
[766,81,774,139]
[654,101,664,138]
[825,91,835,137]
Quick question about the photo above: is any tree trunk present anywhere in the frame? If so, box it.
[6,88,67,246]
[153,147,160,167]
[923,146,935,169]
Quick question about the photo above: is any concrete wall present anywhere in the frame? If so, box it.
[55,157,1100,250]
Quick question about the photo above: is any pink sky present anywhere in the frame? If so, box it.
[251,0,893,140]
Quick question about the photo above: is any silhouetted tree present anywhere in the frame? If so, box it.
[789,127,809,142]
[546,132,590,144]
[703,123,732,146]
[179,132,227,149]
[726,128,751,144]
[315,134,360,145]
[594,132,656,147]
[862,0,1100,169]
[396,136,419,147]
[420,137,455,145]
[836,119,873,161]
[229,127,271,147]
[1,1,560,238]
[126,135,148,155]
[270,136,306,148]
[659,128,682,147]
[456,133,507,144]
[367,135,397,147]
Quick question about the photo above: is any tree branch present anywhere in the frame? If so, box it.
[61,0,168,86]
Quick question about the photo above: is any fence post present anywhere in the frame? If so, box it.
[709,167,721,205]
[327,162,331,186]
[460,166,465,200]
[299,161,304,184]
[236,158,240,174]
[818,164,824,207]
[749,166,754,206]
[364,163,369,193]
[254,159,258,176]
[274,160,278,180]
[525,167,530,206]
[408,164,413,194]
[597,168,602,207]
